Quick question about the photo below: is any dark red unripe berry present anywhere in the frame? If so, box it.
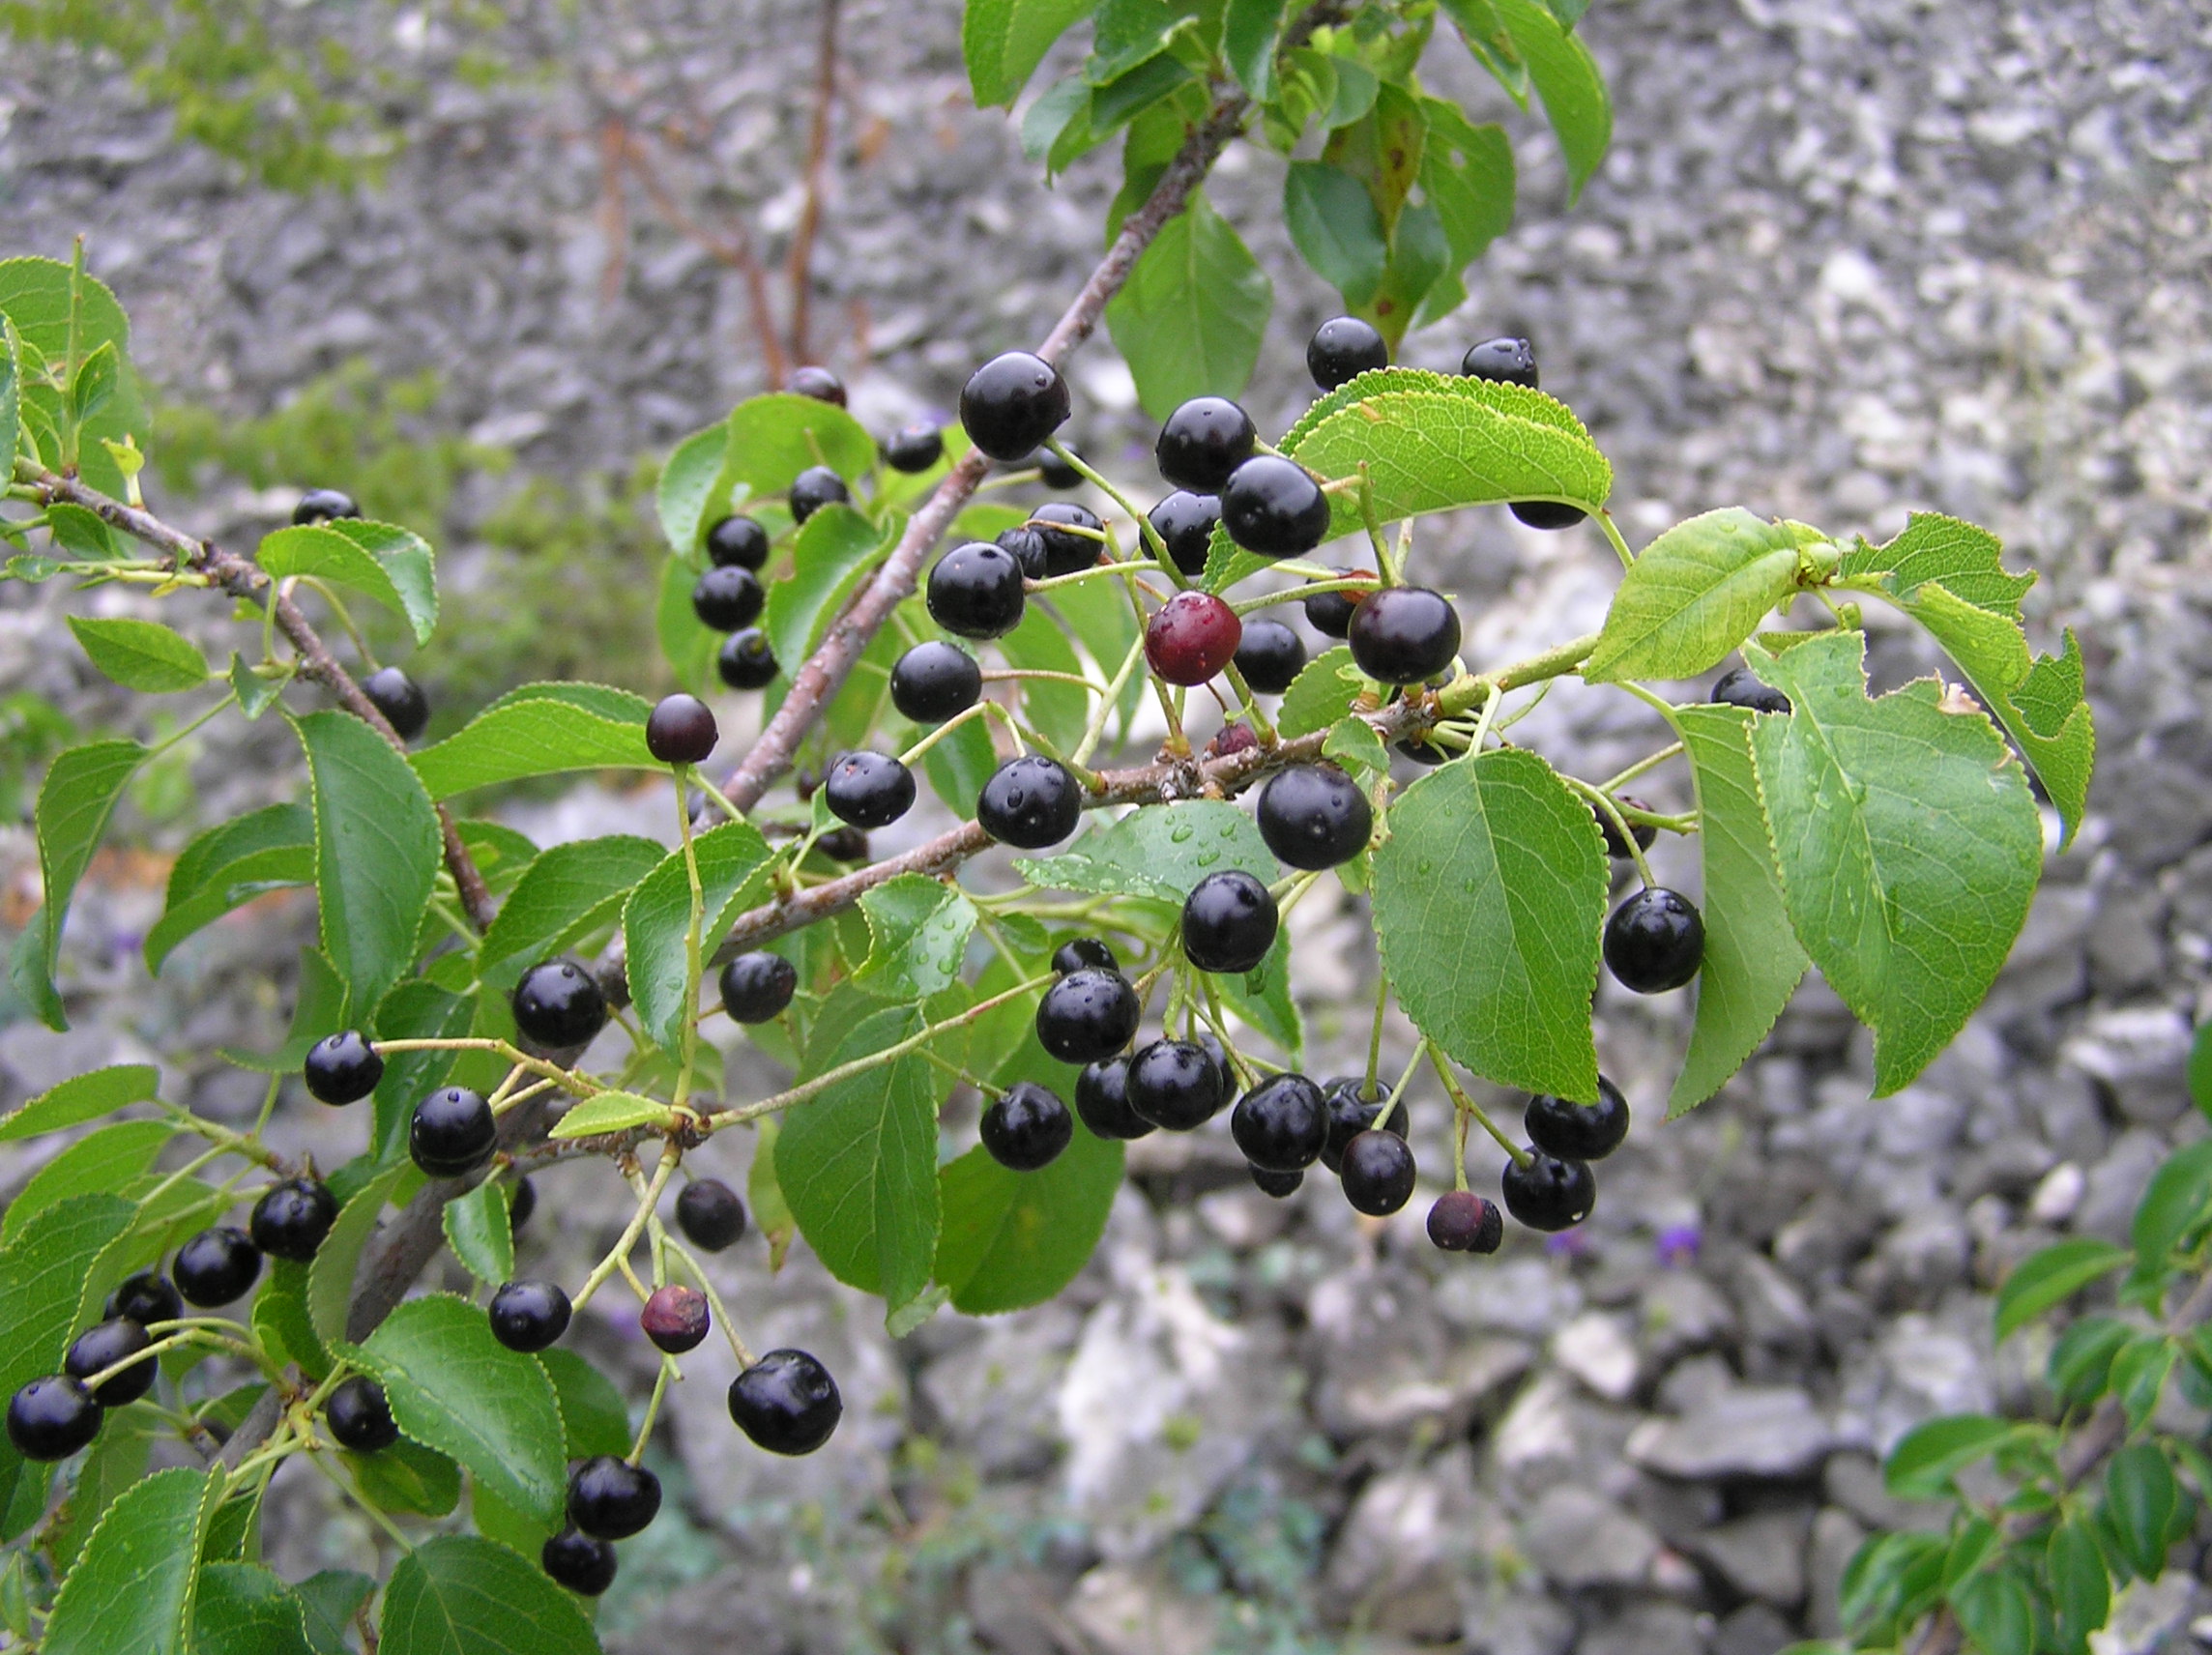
[250,1178,338,1262]
[293,487,362,525]
[1427,1190,1503,1253]
[1339,1129,1417,1215]
[174,1227,262,1307]
[1251,1166,1304,1199]
[645,694,717,766]
[786,365,847,406]
[1034,969,1140,1064]
[1127,1039,1228,1131]
[304,1030,383,1105]
[1231,1074,1328,1171]
[65,1318,155,1407]
[1510,501,1588,530]
[542,1529,619,1596]
[1179,871,1278,974]
[410,1087,496,1178]
[509,1176,537,1234]
[889,642,981,723]
[1320,1078,1408,1175]
[977,755,1082,848]
[676,1179,747,1251]
[884,422,945,473]
[105,1270,182,1327]
[1155,396,1257,493]
[489,1280,572,1353]
[1053,937,1117,975]
[1233,619,1306,694]
[1145,592,1242,686]
[1307,317,1389,391]
[1594,798,1657,859]
[362,667,430,741]
[1526,1076,1630,1161]
[692,566,765,632]
[824,751,916,829]
[788,465,850,524]
[927,541,1026,638]
[1257,765,1372,870]
[1028,502,1105,577]
[1462,336,1539,388]
[1501,1150,1595,1231]
[1221,455,1332,558]
[1604,887,1705,993]
[728,1349,842,1456]
[513,959,608,1050]
[7,1378,100,1461]
[981,1081,1074,1171]
[961,352,1070,462]
[1148,491,1221,576]
[1347,587,1461,684]
[1074,1057,1153,1140]
[640,1285,711,1353]
[1303,573,1372,638]
[718,951,798,1023]
[705,514,770,569]
[326,1376,400,1452]
[718,628,778,690]
[1711,665,1790,715]
[567,1455,660,1540]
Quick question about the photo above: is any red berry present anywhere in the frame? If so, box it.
[646,694,717,766]
[640,1285,710,1352]
[1144,592,1242,686]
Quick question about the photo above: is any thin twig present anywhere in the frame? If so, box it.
[785,0,841,365]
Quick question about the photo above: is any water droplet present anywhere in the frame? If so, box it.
[1169,822,1194,843]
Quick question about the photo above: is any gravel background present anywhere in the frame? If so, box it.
[2,0,2210,1651]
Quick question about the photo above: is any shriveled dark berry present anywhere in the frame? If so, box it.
[293,487,363,525]
[1509,501,1587,530]
[489,1280,572,1353]
[249,1178,338,1262]
[786,365,847,405]
[1320,1078,1408,1175]
[7,1378,100,1461]
[1028,502,1105,577]
[1339,1129,1417,1215]
[542,1528,619,1596]
[1501,1150,1595,1231]
[1427,1190,1503,1253]
[824,751,916,829]
[567,1455,660,1540]
[304,1030,383,1105]
[981,1081,1074,1171]
[1308,317,1389,391]
[1234,619,1306,694]
[1179,871,1278,974]
[718,628,778,690]
[326,1376,400,1452]
[1250,1166,1304,1199]
[1461,336,1539,388]
[513,959,608,1050]
[1604,887,1704,993]
[1221,455,1332,558]
[718,951,798,1023]
[1034,969,1140,1065]
[890,641,981,723]
[362,667,430,741]
[1256,765,1372,870]
[509,1176,537,1234]
[1711,665,1791,716]
[1074,1057,1153,1141]
[1593,798,1657,859]
[676,1179,748,1251]
[174,1227,262,1308]
[1145,592,1242,686]
[646,693,718,766]
[961,352,1070,462]
[788,465,850,525]
[1526,1076,1630,1161]
[105,1270,182,1328]
[640,1285,710,1353]
[65,1319,156,1407]
[705,514,770,568]
[1147,491,1221,577]
[1347,587,1461,685]
[927,541,1026,638]
[410,1087,496,1178]
[1127,1039,1228,1132]
[692,566,765,632]
[1302,575,1370,638]
[977,755,1082,849]
[1155,396,1256,493]
[998,523,1048,579]
[1230,1073,1327,1171]
[728,1349,842,1456]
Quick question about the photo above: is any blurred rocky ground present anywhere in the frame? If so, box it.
[1,0,2209,1651]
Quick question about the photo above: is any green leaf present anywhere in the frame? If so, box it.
[938,1121,1123,1313]
[379,1536,599,1655]
[1371,749,1606,1099]
[146,803,314,973]
[307,1164,408,1347]
[1949,1567,2033,1655]
[39,1466,214,1655]
[1285,161,1388,306]
[749,1117,798,1271]
[1277,646,1362,737]
[2105,1443,2177,1580]
[65,616,209,693]
[297,1572,374,1655]
[1214,927,1304,1060]
[2190,1020,2212,1121]
[355,1293,568,1525]
[1839,511,2034,622]
[538,1349,631,1460]
[318,519,440,646]
[1420,100,1515,270]
[1369,202,1452,346]
[1000,600,1093,753]
[722,392,877,495]
[1586,510,1829,683]
[299,710,442,1019]
[455,821,538,896]
[2049,1318,2131,1408]
[0,1061,159,1141]
[2132,1137,2212,1272]
[656,423,732,555]
[475,834,663,992]
[15,737,147,1029]
[192,1562,316,1655]
[1222,0,1285,96]
[442,1180,514,1284]
[346,1437,460,1519]
[0,317,19,471]
[2,1121,171,1243]
[1106,189,1272,422]
[1668,706,1809,1116]
[548,1090,675,1140]
[1743,631,2044,1095]
[258,525,422,639]
[1018,798,1280,905]
[622,821,773,1057]
[766,504,892,675]
[656,551,719,695]
[856,875,978,1000]
[411,684,657,798]
[43,503,123,561]
[2110,1335,2178,1430]
[46,1403,160,1574]
[1839,1530,1948,1639]
[1994,1237,2132,1340]
[1023,74,1093,166]
[1884,1414,2018,1500]
[2047,1520,2110,1655]
[965,0,1098,105]
[368,979,475,1162]
[1492,0,1609,200]
[921,708,999,817]
[1322,718,1390,776]
[0,256,147,498]
[253,1258,328,1379]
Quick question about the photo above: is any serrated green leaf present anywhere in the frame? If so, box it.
[253,1258,328,1379]
[1000,599,1092,753]
[454,821,538,895]
[2,1121,171,1243]
[0,256,146,498]
[441,1180,514,1283]
[856,874,978,1000]
[475,834,662,992]
[1017,798,1281,905]
[0,1061,159,1141]
[1322,718,1389,776]
[538,1349,630,1460]
[39,1466,214,1655]
[319,519,440,646]
[65,616,209,692]
[1371,749,1606,1099]
[766,504,893,674]
[411,685,657,798]
[1285,160,1388,306]
[2131,1138,2212,1273]
[656,423,733,555]
[192,1562,316,1655]
[15,737,147,1029]
[308,1164,408,1347]
[1586,510,1827,683]
[1277,646,1362,737]
[622,821,773,1057]
[346,1437,460,1519]
[2110,1335,2178,1430]
[655,552,719,695]
[0,317,19,473]
[1884,1414,2019,1500]
[297,1571,374,1655]
[965,0,1097,105]
[1840,511,2034,622]
[45,1403,159,1574]
[938,1114,1122,1314]
[1421,100,1515,270]
[43,503,122,561]
[146,803,314,973]
[548,1090,674,1139]
[258,525,422,637]
[724,392,877,495]
[379,1536,599,1655]
[1222,0,1285,96]
[1669,706,1809,1116]
[2105,1443,2177,1579]
[2049,1317,2131,1408]
[229,653,284,721]
[1492,0,1609,200]
[2048,1520,2109,1655]
[299,710,441,1019]
[1994,1237,2132,1340]
[1106,189,1271,422]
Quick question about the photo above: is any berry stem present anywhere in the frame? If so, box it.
[1597,510,1636,572]
[659,1233,757,1370]
[1228,575,1376,615]
[1452,1107,1472,1193]
[1468,682,1504,754]
[691,771,747,827]
[1116,566,1188,754]
[305,1438,419,1555]
[571,1148,681,1316]
[371,1038,591,1095]
[1562,773,1659,889]
[1025,559,1133,594]
[1220,659,1278,747]
[1043,438,1191,591]
[979,668,1113,694]
[1600,741,1684,793]
[1356,466,1398,587]
[1071,633,1147,769]
[895,696,996,767]
[1427,1044,1528,1170]
[628,1357,677,1465]
[674,769,709,1109]
[1363,971,1389,1102]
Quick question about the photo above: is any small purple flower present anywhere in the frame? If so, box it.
[1545,1229,1591,1259]
[1655,1224,1701,1266]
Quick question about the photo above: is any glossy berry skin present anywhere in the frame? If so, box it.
[883,422,945,474]
[729,1349,842,1456]
[824,751,916,829]
[304,1030,383,1105]
[1510,500,1588,531]
[362,667,430,741]
[1347,587,1462,684]
[890,641,981,723]
[927,541,1026,638]
[1221,455,1332,558]
[1320,1079,1408,1175]
[1604,887,1705,993]
[1526,1076,1630,1161]
[1461,336,1539,388]
[1710,664,1791,716]
[786,364,847,406]
[514,960,608,1050]
[719,951,797,1023]
[65,1319,156,1407]
[1302,575,1370,638]
[981,1082,1074,1171]
[1231,1074,1328,1172]
[1427,1190,1503,1254]
[788,465,850,525]
[1257,765,1372,870]
[961,352,1070,462]
[819,825,871,862]
[1308,317,1389,391]
[1127,1040,1228,1132]
[410,1087,496,1178]
[676,1179,747,1251]
[1145,592,1242,686]
[640,1285,711,1353]
[489,1280,572,1353]
[1233,619,1306,694]
[1029,502,1105,577]
[977,755,1082,849]
[542,1529,619,1596]
[8,1378,100,1461]
[1501,1151,1596,1231]
[1339,1129,1417,1216]
[1034,448,1084,489]
[1155,396,1257,493]
[293,487,363,526]
[326,1376,400,1452]
[250,1178,338,1262]
[692,566,765,631]
[1148,491,1222,577]
[998,524,1049,580]
[646,694,718,765]
[705,513,770,569]
[1594,798,1657,860]
[105,1270,182,1327]
[1179,871,1278,974]
[568,1455,661,1541]
[509,1176,537,1234]
[1034,969,1140,1065]
[1251,1166,1304,1199]
[718,628,778,690]
[175,1227,262,1307]
[1074,1057,1153,1140]
[1053,937,1117,975]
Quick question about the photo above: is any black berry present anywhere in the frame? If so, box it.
[961,352,1070,462]
[105,1270,182,1327]
[1257,765,1372,870]
[410,1087,497,1178]
[824,751,916,829]
[489,1280,572,1353]
[1180,871,1278,974]
[788,465,850,525]
[1526,1076,1630,1161]
[1711,665,1790,716]
[304,1030,383,1105]
[890,641,981,723]
[1233,619,1306,694]
[1197,1032,1233,1091]
[513,960,608,1050]
[1221,455,1332,558]
[718,628,778,690]
[567,1455,661,1541]
[692,566,765,632]
[174,1227,262,1307]
[1302,574,1371,638]
[646,694,718,766]
[361,667,430,741]
[1501,1150,1595,1231]
[883,422,945,473]
[1034,969,1140,1064]
[1604,887,1704,993]
[1307,317,1389,391]
[1074,1057,1153,1141]
[998,524,1049,579]
[640,1285,710,1353]
[7,1378,100,1461]
[1127,1039,1228,1131]
[1155,396,1257,493]
[1028,502,1105,577]
[1509,500,1587,530]
[728,1349,842,1456]
[1427,1190,1503,1253]
[1594,798,1657,860]
[509,1176,537,1234]
[786,365,847,405]
[1230,1074,1327,1171]
[1148,491,1222,577]
[981,1081,1074,1171]
[1034,448,1084,489]
[1145,592,1242,686]
[293,488,363,525]
[1347,587,1461,685]
[65,1319,155,1407]
[249,1178,338,1263]
[1397,736,1451,766]
[719,951,798,1023]
[1320,1078,1408,1175]
[1053,937,1118,975]
[1339,1129,1417,1216]
[977,755,1082,849]
[1461,336,1539,388]
[1251,1166,1304,1199]
[817,827,870,862]
[705,514,770,569]
[927,541,1026,638]
[326,1376,400,1452]
[542,1529,619,1596]
[676,1179,748,1251]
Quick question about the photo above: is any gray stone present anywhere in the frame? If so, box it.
[1685,1507,1811,1610]
[1521,1486,1660,1590]
[1066,1564,1218,1655]
[1323,1446,1484,1640]
[1580,1599,1709,1655]
[1822,1453,1950,1534]
[1464,1590,1575,1655]
[915,1302,1080,1479]
[1806,1508,1868,1639]
[1628,1387,1836,1481]
[1713,1603,1797,1655]
[1433,1256,1585,1338]
[2063,1006,2197,1124]
[2079,1130,2174,1243]
[1553,1312,1641,1401]
[1641,1271,1739,1364]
